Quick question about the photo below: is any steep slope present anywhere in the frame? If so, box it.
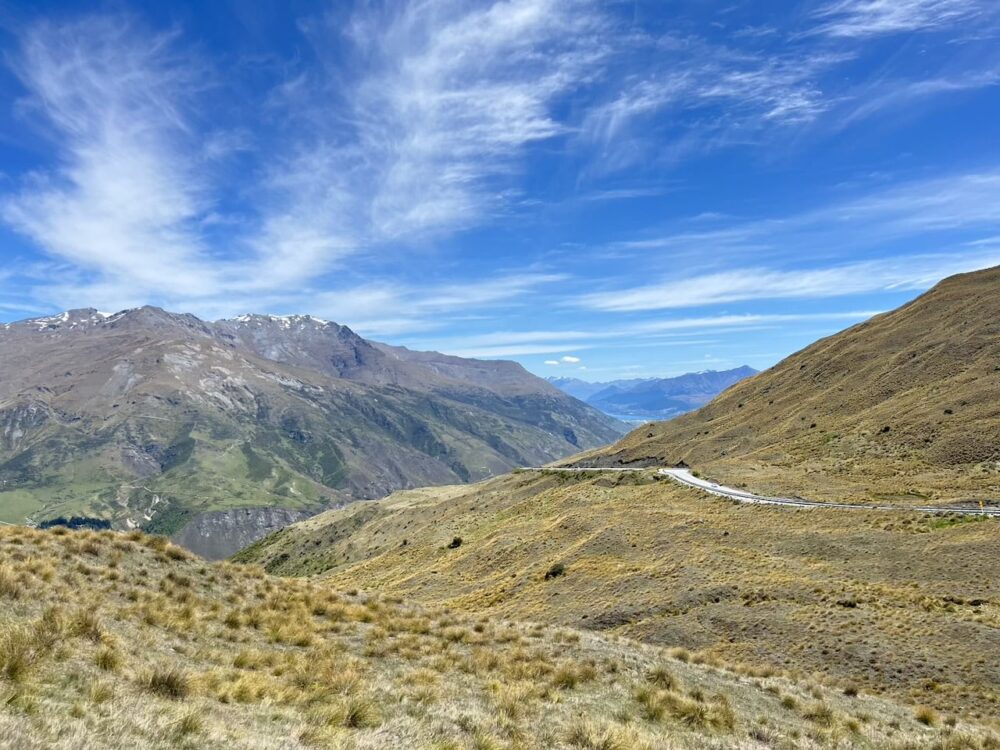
[0,307,622,557]
[237,469,1000,723]
[577,267,1000,504]
[2,525,980,750]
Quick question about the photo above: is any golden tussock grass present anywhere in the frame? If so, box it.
[248,468,1000,723]
[0,525,994,749]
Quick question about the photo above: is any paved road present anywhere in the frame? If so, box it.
[527,467,1000,517]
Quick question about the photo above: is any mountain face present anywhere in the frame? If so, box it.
[579,267,1000,503]
[547,366,757,422]
[0,307,623,556]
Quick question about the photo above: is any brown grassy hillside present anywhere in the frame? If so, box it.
[3,524,988,749]
[575,267,1000,505]
[237,470,1000,723]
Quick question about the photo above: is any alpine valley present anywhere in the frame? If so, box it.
[0,307,623,557]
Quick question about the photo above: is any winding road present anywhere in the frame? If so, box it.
[527,466,1000,517]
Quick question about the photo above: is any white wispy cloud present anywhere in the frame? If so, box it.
[447,342,595,359]
[836,68,1000,127]
[307,273,565,337]
[810,0,990,38]
[2,16,354,313]
[304,0,607,241]
[2,18,221,296]
[600,168,1000,271]
[407,311,881,358]
[576,3,995,173]
[0,5,593,323]
[3,1,999,342]
[3,5,598,315]
[578,253,999,312]
[578,36,850,175]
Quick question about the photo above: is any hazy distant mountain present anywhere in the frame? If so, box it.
[546,376,655,403]
[547,366,757,422]
[0,307,623,557]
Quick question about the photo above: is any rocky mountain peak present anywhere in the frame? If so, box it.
[227,313,335,330]
[2,308,112,332]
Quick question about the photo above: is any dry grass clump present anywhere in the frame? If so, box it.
[564,719,654,750]
[646,663,679,690]
[94,645,121,672]
[634,683,736,730]
[142,665,191,699]
[0,564,21,598]
[68,608,103,641]
[173,708,203,737]
[0,623,42,682]
[802,701,837,726]
[336,693,381,729]
[489,680,537,722]
[551,660,597,689]
[915,705,941,726]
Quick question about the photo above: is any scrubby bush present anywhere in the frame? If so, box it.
[544,563,566,580]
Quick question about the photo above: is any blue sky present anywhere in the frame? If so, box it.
[1,0,999,380]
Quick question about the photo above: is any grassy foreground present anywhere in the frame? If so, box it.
[0,526,995,749]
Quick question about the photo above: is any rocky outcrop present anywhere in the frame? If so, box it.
[171,507,314,560]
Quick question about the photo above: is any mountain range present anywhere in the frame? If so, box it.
[0,307,623,557]
[546,365,757,422]
[548,366,758,422]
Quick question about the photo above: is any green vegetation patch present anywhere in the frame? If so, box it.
[142,499,195,537]
[929,515,990,530]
